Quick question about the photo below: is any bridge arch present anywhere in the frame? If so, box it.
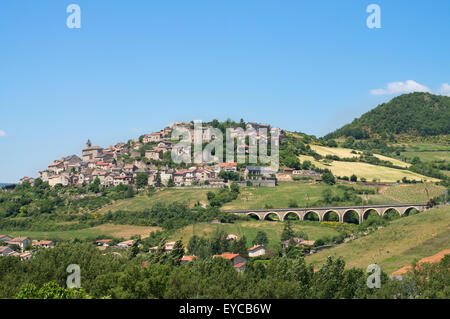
[283,211,301,221]
[323,210,339,222]
[343,209,360,224]
[363,208,381,220]
[263,212,281,221]
[304,211,320,222]
[247,212,261,220]
[403,206,421,216]
[382,207,401,220]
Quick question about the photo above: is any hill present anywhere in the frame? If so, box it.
[326,92,450,139]
[305,205,450,274]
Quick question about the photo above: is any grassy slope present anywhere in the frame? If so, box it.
[96,188,211,214]
[298,155,440,183]
[0,224,161,241]
[378,183,445,203]
[221,182,371,210]
[398,142,450,162]
[305,206,450,274]
[310,145,410,168]
[170,220,341,249]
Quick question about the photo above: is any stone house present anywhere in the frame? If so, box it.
[248,245,266,257]
[0,235,13,243]
[145,149,163,161]
[48,160,65,174]
[7,237,31,252]
[0,246,14,256]
[33,240,55,248]
[82,140,103,162]
[142,132,162,143]
[20,252,32,261]
[117,240,134,248]
[48,173,70,187]
[113,175,129,186]
[19,177,35,186]
[213,253,247,267]
[180,255,198,265]
[219,162,238,172]
[39,170,50,182]
[123,164,136,174]
[62,155,81,170]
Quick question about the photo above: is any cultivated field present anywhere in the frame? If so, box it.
[170,220,342,248]
[310,145,410,168]
[398,142,450,162]
[298,155,440,183]
[305,205,450,274]
[379,183,445,203]
[0,224,161,241]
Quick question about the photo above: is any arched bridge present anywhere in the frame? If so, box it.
[226,204,428,224]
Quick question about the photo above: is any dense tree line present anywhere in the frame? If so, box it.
[1,242,448,299]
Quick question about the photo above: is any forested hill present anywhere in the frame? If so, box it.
[325,93,450,139]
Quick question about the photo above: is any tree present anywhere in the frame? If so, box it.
[350,174,357,182]
[322,189,333,204]
[230,182,240,194]
[129,238,141,259]
[281,220,296,242]
[252,231,268,246]
[322,171,336,185]
[167,177,175,187]
[89,177,101,193]
[154,170,161,187]
[232,236,248,258]
[135,172,148,189]
[301,160,312,170]
[170,240,185,265]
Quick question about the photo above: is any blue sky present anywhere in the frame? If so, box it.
[1,0,450,182]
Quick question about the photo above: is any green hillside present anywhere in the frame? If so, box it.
[326,92,450,139]
[306,205,450,274]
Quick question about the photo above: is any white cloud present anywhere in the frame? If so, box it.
[438,83,450,96]
[370,80,431,95]
[0,130,6,137]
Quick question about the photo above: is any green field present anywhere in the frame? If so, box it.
[401,143,450,152]
[0,224,161,241]
[378,183,445,203]
[310,144,410,168]
[96,188,211,214]
[221,182,366,210]
[298,155,440,183]
[398,143,450,162]
[401,151,450,162]
[306,205,450,274]
[170,220,342,248]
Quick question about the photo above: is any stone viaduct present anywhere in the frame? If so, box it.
[226,203,427,224]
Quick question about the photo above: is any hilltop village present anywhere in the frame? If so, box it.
[20,121,319,189]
